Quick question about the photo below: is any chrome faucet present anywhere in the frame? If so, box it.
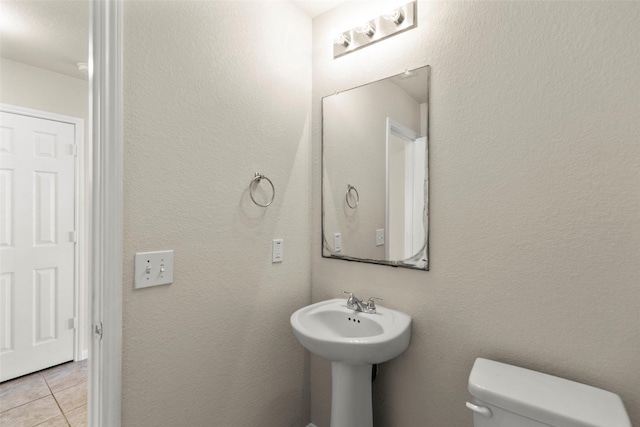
[342,291,366,312]
[342,291,383,314]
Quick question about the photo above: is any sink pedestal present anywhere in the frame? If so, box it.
[290,299,412,427]
[331,362,373,427]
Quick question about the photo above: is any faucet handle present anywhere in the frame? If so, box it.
[365,297,383,313]
[342,291,361,310]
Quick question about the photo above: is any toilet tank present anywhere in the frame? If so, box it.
[467,358,631,427]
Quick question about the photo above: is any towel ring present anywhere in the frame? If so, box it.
[249,172,275,207]
[345,184,359,209]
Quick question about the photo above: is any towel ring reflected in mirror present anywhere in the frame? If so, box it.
[249,172,275,207]
[322,65,430,270]
[346,184,359,209]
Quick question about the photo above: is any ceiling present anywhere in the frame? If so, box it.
[0,0,343,81]
[291,0,344,18]
[0,0,89,80]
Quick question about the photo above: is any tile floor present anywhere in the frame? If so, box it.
[0,360,87,427]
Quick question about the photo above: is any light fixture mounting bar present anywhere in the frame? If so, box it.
[333,1,416,59]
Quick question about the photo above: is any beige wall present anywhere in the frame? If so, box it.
[118,1,639,425]
[0,58,88,120]
[122,1,311,425]
[312,2,640,427]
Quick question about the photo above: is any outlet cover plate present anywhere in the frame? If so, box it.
[334,233,342,253]
[272,239,284,262]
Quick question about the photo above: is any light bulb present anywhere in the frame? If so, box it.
[334,33,350,47]
[354,22,376,38]
[383,9,405,25]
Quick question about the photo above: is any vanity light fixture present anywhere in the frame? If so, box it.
[333,0,416,59]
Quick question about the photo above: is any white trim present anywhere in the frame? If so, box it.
[0,104,82,125]
[385,118,422,260]
[405,136,426,258]
[89,0,122,426]
[0,103,87,364]
[404,137,415,256]
[74,118,87,362]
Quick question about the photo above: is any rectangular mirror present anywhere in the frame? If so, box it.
[322,65,430,270]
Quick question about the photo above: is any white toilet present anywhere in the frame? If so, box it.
[467,358,631,427]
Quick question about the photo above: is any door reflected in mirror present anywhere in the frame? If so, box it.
[322,66,429,270]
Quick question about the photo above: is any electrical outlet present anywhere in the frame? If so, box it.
[334,233,342,253]
[272,239,283,262]
[134,250,174,289]
[376,229,385,246]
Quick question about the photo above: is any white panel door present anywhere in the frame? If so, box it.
[0,111,76,382]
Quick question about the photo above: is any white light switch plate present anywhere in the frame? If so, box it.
[134,250,174,289]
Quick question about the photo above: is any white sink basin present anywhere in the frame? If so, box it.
[291,298,412,427]
[290,298,412,364]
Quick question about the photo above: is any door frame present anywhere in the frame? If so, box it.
[89,0,122,425]
[385,117,423,260]
[0,103,87,363]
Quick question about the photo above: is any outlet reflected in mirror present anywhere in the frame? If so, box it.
[322,66,430,270]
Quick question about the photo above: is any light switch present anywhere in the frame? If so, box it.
[134,250,174,289]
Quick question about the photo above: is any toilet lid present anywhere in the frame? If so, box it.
[468,358,631,427]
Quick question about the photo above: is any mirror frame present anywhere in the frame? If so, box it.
[321,66,430,271]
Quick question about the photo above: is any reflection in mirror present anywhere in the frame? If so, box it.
[322,66,429,270]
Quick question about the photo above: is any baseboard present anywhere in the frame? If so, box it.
[75,349,89,362]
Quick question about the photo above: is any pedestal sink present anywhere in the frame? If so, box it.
[290,298,412,427]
